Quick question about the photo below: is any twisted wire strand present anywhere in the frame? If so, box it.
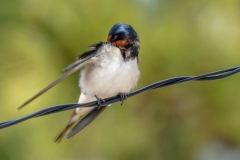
[0,66,239,129]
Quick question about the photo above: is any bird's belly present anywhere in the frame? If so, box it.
[80,58,140,98]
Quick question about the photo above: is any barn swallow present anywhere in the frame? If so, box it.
[18,23,140,143]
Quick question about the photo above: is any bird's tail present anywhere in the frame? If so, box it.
[66,106,107,139]
[54,106,107,143]
[54,122,75,143]
[54,110,79,143]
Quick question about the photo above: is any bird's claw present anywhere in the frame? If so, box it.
[119,93,128,106]
[95,95,105,109]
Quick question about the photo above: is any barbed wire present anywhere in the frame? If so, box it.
[0,65,240,129]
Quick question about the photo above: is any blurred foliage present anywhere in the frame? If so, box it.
[0,0,240,160]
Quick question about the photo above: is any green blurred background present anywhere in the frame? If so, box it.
[1,0,240,160]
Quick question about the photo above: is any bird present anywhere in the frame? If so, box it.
[17,23,140,143]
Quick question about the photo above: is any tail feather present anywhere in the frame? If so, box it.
[54,92,108,143]
[54,110,78,143]
[53,107,93,143]
[54,122,75,143]
[66,106,107,138]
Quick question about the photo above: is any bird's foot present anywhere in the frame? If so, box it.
[95,95,105,109]
[119,93,128,106]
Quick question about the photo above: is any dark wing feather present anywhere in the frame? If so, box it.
[18,42,104,109]
[61,42,104,73]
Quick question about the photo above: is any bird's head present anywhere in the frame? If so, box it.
[107,23,139,49]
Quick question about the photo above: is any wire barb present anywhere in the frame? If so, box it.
[0,65,240,129]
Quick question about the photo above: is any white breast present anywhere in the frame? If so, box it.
[79,44,140,98]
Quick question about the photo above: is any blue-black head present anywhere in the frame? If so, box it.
[107,23,139,48]
[107,23,140,61]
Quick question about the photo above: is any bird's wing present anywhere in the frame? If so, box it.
[66,106,108,139]
[18,42,105,109]
[61,42,105,73]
